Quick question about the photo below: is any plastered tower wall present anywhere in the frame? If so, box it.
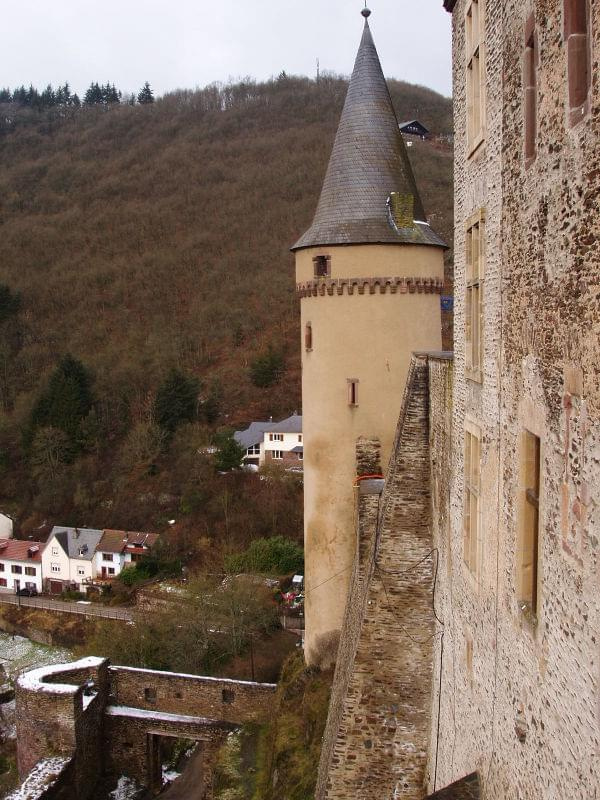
[293,11,445,665]
[429,1,600,797]
[298,245,443,661]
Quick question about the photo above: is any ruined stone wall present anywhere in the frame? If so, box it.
[109,666,276,724]
[103,710,231,793]
[16,658,110,800]
[315,354,442,800]
[430,1,600,798]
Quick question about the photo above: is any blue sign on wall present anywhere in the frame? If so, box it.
[440,295,454,312]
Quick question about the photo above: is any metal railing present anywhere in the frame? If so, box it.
[0,593,133,621]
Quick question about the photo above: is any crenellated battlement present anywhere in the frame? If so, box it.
[296,276,444,298]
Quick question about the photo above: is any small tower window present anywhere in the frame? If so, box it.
[305,323,313,351]
[347,379,359,407]
[313,255,331,278]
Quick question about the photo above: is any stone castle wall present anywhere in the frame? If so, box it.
[14,659,276,799]
[316,354,452,799]
[430,2,600,798]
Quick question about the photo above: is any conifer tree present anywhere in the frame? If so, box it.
[26,355,94,452]
[137,81,155,104]
[153,369,199,435]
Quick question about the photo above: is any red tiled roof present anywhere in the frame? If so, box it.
[0,539,44,562]
[98,530,159,554]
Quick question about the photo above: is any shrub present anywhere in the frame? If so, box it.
[249,347,285,388]
[225,536,304,575]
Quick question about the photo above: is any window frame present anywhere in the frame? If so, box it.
[463,420,482,581]
[465,209,485,382]
[465,0,486,155]
[518,430,542,622]
[523,14,538,166]
[564,0,591,126]
[271,450,283,460]
[313,255,331,279]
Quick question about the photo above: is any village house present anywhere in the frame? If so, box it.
[94,530,160,580]
[0,539,43,594]
[235,414,303,469]
[41,526,103,594]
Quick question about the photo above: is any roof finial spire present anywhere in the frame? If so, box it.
[361,4,371,19]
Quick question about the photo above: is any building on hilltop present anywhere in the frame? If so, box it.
[313,1,600,799]
[292,7,446,665]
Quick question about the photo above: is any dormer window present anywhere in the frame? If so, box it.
[313,255,331,278]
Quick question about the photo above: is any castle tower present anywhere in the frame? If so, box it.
[292,8,446,665]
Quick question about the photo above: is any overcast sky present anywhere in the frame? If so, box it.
[3,1,452,99]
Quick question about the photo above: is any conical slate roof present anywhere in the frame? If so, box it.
[292,14,445,251]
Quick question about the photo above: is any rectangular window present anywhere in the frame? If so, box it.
[52,547,58,556]
[465,211,485,381]
[144,687,157,704]
[11,565,22,575]
[298,434,302,443]
[51,563,60,573]
[0,563,4,571]
[524,16,538,163]
[348,379,359,407]
[0,579,6,588]
[564,0,591,124]
[77,567,85,576]
[269,433,283,442]
[25,567,36,577]
[298,452,303,461]
[247,444,260,456]
[463,424,481,577]
[271,450,283,460]
[305,323,313,351]
[108,567,115,575]
[519,431,541,617]
[466,0,485,153]
[102,553,113,562]
[313,255,331,278]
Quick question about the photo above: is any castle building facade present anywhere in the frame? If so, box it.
[292,10,446,665]
[430,0,600,796]
[311,1,600,798]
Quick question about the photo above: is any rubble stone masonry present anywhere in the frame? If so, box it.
[429,1,600,798]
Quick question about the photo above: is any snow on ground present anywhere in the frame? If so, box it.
[0,633,72,681]
[109,776,143,800]
[0,698,16,740]
[4,756,71,800]
[162,766,181,783]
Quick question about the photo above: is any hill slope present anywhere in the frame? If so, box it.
[0,75,452,535]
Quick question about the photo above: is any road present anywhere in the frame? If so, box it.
[157,746,207,800]
[0,593,133,621]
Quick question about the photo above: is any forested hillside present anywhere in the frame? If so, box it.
[0,75,452,549]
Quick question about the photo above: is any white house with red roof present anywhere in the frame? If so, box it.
[0,539,44,594]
